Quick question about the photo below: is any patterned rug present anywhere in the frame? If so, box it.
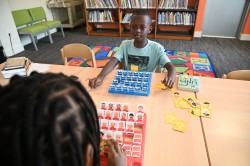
[68,45,216,78]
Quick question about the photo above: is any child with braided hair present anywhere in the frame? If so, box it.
[0,72,126,166]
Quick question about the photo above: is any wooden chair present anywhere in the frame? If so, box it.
[61,43,96,67]
[222,70,250,81]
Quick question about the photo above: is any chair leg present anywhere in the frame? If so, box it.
[34,36,38,43]
[30,35,38,51]
[60,25,65,37]
[47,30,53,44]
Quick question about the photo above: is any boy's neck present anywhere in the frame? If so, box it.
[133,39,148,48]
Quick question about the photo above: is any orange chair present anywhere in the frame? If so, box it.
[61,43,96,67]
[222,70,250,81]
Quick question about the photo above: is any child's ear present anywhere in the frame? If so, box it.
[148,25,153,33]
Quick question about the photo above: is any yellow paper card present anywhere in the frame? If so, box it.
[179,99,191,109]
[155,82,168,90]
[200,105,212,118]
[131,64,138,72]
[188,108,201,116]
[173,120,187,132]
[171,89,182,100]
[165,114,177,124]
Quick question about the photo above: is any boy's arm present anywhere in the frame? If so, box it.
[162,62,176,88]
[89,57,120,88]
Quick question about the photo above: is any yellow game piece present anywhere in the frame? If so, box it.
[131,64,138,72]
[188,108,201,116]
[179,99,191,109]
[165,114,177,124]
[173,120,187,132]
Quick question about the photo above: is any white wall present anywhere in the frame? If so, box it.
[8,0,57,46]
[0,0,24,57]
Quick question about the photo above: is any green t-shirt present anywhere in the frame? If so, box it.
[115,39,170,72]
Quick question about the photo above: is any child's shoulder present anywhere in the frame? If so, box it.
[147,40,164,50]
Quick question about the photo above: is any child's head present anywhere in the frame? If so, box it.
[0,72,100,166]
[130,10,152,43]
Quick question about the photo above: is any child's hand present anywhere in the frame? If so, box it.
[104,139,127,166]
[162,75,175,89]
[88,76,104,88]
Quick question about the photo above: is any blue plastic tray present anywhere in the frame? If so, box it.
[108,70,152,96]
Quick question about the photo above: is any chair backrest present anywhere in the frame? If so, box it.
[222,70,250,81]
[28,7,46,22]
[61,43,96,68]
[12,9,32,27]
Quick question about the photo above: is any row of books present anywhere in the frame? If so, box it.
[1,57,31,79]
[158,0,189,9]
[158,12,195,25]
[121,0,157,9]
[86,0,118,9]
[88,10,116,22]
[121,13,133,23]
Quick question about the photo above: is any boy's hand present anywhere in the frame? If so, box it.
[104,139,127,166]
[162,74,175,89]
[88,76,104,89]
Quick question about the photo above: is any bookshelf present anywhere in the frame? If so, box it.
[84,0,198,40]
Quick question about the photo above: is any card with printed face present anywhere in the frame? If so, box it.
[122,103,130,112]
[114,102,122,111]
[112,111,120,120]
[165,114,177,124]
[171,89,182,100]
[100,119,109,130]
[188,108,201,116]
[126,122,134,134]
[104,110,112,120]
[173,120,187,132]
[135,113,144,124]
[202,100,214,110]
[117,121,125,132]
[137,104,145,113]
[109,120,117,131]
[107,102,114,111]
[120,112,127,121]
[200,105,212,118]
[184,96,202,108]
[105,131,114,140]
[127,112,135,122]
[114,131,123,143]
[97,109,104,119]
[100,101,107,110]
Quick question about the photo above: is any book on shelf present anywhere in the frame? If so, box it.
[177,74,200,92]
[120,0,156,9]
[86,0,118,9]
[158,0,189,9]
[158,11,195,25]
[1,58,31,79]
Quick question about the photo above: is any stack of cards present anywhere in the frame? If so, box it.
[165,114,187,132]
[98,101,146,162]
[177,74,200,92]
[171,89,214,118]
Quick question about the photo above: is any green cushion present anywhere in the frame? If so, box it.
[28,7,46,22]
[38,20,61,28]
[12,9,32,26]
[18,24,47,35]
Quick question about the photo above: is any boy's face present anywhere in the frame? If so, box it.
[130,14,152,43]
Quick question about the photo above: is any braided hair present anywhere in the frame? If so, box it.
[0,72,100,166]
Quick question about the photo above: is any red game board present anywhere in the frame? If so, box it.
[98,101,147,166]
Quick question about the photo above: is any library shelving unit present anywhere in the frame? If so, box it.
[83,0,198,40]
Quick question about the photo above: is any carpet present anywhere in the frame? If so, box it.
[68,45,217,78]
